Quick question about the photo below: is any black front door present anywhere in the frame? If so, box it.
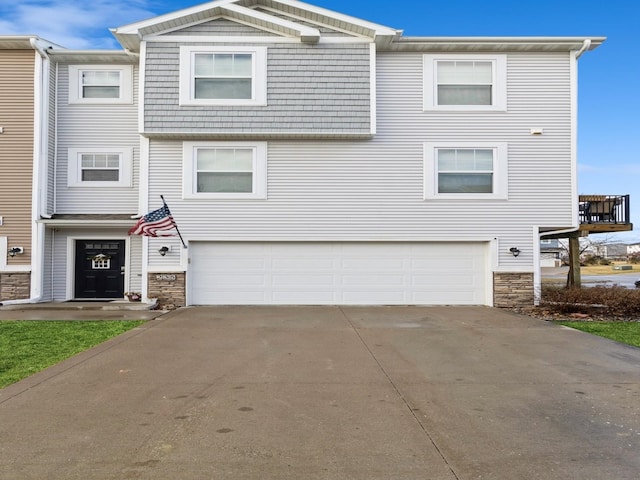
[75,240,125,299]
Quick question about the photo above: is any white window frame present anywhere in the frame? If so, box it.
[423,54,506,111]
[68,65,133,104]
[67,148,133,188]
[182,141,267,199]
[179,46,267,106]
[424,142,508,200]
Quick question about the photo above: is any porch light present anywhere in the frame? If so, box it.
[158,246,170,256]
[509,247,521,257]
[8,247,23,257]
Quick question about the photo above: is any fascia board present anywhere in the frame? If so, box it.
[114,0,236,35]
[266,0,399,38]
[221,3,320,42]
[391,36,606,52]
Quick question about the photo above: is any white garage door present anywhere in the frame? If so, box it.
[189,242,488,306]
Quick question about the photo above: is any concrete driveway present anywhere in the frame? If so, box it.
[1,306,639,479]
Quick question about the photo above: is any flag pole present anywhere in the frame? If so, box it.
[160,195,187,249]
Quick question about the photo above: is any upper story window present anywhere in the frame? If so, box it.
[179,46,267,106]
[423,55,506,111]
[68,148,132,187]
[424,142,508,200]
[68,65,133,104]
[183,141,267,199]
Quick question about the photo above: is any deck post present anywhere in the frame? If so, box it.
[567,235,581,288]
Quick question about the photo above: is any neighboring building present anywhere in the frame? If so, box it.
[593,243,629,260]
[0,36,62,302]
[1,0,605,308]
[540,239,564,268]
[627,243,640,255]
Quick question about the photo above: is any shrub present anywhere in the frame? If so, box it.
[541,285,640,319]
[629,253,640,265]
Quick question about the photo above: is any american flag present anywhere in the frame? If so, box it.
[128,205,177,237]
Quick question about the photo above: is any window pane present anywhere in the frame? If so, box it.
[81,154,94,168]
[94,154,107,168]
[194,54,214,76]
[106,155,120,168]
[455,149,476,170]
[83,86,120,98]
[472,62,492,83]
[83,71,119,86]
[438,173,493,193]
[438,85,491,105]
[436,61,457,83]
[437,150,456,170]
[197,172,253,193]
[212,54,234,76]
[195,78,252,99]
[438,61,491,85]
[197,149,253,171]
[82,169,120,182]
[233,54,253,76]
[233,149,254,169]
[474,149,494,170]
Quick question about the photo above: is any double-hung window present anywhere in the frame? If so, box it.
[68,65,132,104]
[67,148,132,187]
[183,142,267,199]
[424,143,507,199]
[179,46,267,106]
[423,55,506,111]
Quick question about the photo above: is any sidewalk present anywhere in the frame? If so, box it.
[0,301,166,321]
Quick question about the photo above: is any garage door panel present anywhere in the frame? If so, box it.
[189,242,488,305]
[272,274,334,286]
[342,275,405,286]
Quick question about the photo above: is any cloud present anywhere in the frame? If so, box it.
[0,1,158,49]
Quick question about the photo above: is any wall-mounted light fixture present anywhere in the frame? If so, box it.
[509,247,521,257]
[158,246,170,257]
[8,247,24,257]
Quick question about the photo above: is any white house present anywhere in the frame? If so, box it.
[5,0,605,308]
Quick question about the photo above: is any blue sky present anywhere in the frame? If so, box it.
[2,0,638,242]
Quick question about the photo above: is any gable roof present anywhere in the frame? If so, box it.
[111,0,401,51]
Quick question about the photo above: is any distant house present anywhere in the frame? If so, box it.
[627,243,640,255]
[594,243,630,260]
[1,0,606,308]
[540,239,564,267]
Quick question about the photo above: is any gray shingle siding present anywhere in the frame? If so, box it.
[165,18,278,36]
[143,42,371,135]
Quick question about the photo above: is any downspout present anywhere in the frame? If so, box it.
[575,39,591,59]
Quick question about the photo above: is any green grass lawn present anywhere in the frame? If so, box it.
[556,321,640,348]
[0,321,145,389]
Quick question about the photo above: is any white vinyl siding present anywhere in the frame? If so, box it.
[189,242,489,305]
[56,62,139,213]
[147,51,573,270]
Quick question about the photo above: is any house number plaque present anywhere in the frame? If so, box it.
[155,274,177,281]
